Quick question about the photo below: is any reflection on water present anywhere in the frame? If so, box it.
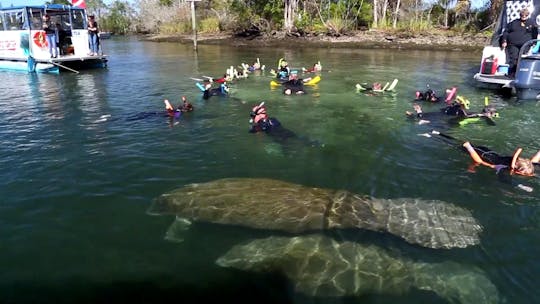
[0,37,539,303]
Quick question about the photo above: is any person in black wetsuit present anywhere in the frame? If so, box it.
[462,140,540,177]
[248,102,322,147]
[414,86,457,103]
[406,96,498,126]
[502,8,537,77]
[281,73,313,95]
[421,130,540,191]
[165,96,193,116]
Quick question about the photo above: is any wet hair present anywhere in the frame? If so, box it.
[514,158,534,175]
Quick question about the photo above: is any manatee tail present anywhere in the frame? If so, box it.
[412,262,499,304]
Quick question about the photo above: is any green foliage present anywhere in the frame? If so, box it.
[261,0,283,25]
[230,0,255,26]
[294,11,313,30]
[159,0,174,6]
[356,2,372,27]
[159,21,191,34]
[129,0,490,35]
[325,16,353,34]
[199,17,221,33]
[100,0,132,35]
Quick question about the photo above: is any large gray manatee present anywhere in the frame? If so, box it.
[148,178,482,249]
[216,234,499,304]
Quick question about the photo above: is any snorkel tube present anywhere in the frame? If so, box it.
[456,96,470,110]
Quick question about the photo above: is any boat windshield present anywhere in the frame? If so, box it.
[71,10,85,30]
[2,10,25,30]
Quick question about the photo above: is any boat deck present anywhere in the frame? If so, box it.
[473,73,513,88]
[36,54,108,63]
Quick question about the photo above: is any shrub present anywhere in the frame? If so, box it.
[199,17,221,33]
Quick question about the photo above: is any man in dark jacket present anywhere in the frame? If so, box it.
[502,8,537,77]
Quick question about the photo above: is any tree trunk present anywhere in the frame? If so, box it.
[393,0,400,28]
[444,0,449,28]
[382,0,388,25]
[284,0,298,32]
[373,0,378,28]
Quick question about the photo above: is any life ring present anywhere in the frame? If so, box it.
[33,31,48,48]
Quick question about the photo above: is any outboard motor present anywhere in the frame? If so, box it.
[514,39,540,99]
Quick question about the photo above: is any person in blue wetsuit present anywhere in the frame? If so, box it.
[197,82,229,99]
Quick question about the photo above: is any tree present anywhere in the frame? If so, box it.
[86,0,108,20]
[101,0,134,34]
[284,0,298,32]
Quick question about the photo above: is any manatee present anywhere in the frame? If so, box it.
[216,234,499,304]
[148,178,482,249]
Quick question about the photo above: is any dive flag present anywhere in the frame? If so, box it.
[70,0,87,9]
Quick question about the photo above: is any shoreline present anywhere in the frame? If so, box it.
[143,30,489,52]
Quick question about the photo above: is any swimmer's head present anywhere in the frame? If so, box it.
[514,158,535,176]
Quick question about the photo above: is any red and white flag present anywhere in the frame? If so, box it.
[70,0,87,9]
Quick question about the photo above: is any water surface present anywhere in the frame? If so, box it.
[1,37,539,304]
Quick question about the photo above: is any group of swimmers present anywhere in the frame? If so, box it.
[174,58,540,186]
[409,85,539,187]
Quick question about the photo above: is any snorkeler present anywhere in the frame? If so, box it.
[249,102,321,147]
[197,81,230,100]
[269,58,291,80]
[415,86,457,103]
[164,96,193,117]
[419,130,539,192]
[302,61,322,73]
[462,141,540,177]
[281,73,308,95]
[355,79,398,93]
[242,58,265,72]
[406,96,498,126]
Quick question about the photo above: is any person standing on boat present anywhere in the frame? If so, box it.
[87,15,99,56]
[42,14,57,58]
[501,8,537,77]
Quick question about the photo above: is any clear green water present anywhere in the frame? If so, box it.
[1,36,539,303]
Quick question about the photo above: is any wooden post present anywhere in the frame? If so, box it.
[188,0,200,51]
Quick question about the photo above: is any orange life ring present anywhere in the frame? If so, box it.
[33,31,48,48]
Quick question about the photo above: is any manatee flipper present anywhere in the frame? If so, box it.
[164,216,192,243]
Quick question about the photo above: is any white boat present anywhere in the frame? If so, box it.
[0,4,108,74]
[473,0,539,95]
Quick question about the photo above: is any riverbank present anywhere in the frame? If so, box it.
[144,29,490,52]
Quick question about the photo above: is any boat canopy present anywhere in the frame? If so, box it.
[490,0,540,46]
[0,4,86,31]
